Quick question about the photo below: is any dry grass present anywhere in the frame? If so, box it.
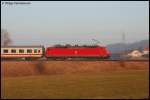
[1,61,149,99]
[1,70,149,99]
[1,61,149,77]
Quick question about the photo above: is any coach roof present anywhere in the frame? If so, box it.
[1,45,44,48]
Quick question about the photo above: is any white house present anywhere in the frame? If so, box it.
[127,50,143,57]
[143,48,149,55]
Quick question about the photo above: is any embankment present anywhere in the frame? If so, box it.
[1,60,149,77]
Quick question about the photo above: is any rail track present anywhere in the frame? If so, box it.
[1,59,149,62]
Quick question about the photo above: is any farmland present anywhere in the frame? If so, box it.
[1,60,149,99]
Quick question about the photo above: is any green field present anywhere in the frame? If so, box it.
[1,70,149,99]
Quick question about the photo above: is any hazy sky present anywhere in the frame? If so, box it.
[1,1,149,46]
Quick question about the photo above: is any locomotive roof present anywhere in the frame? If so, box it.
[53,44,105,47]
[50,46,106,48]
[1,45,44,48]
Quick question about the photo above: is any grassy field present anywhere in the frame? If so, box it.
[1,70,149,99]
[1,61,149,77]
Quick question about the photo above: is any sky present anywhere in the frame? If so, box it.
[1,1,149,46]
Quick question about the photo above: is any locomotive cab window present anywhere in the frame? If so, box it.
[3,49,8,53]
[19,49,24,53]
[27,49,32,53]
[11,49,16,53]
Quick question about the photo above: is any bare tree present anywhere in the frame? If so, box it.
[1,29,12,46]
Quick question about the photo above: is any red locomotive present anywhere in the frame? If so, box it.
[45,45,110,59]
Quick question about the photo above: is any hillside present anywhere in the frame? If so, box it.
[107,40,149,54]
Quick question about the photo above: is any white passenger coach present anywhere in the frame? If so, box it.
[1,46,44,59]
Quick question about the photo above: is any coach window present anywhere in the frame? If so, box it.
[3,49,8,53]
[11,49,16,53]
[27,49,32,53]
[38,50,40,53]
[19,49,24,53]
[34,49,37,53]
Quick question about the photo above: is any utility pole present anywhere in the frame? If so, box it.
[122,32,126,60]
[122,32,126,44]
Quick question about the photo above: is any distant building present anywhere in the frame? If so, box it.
[127,50,143,57]
[143,47,149,55]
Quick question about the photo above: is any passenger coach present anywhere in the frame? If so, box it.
[1,46,44,60]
